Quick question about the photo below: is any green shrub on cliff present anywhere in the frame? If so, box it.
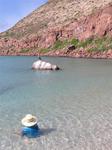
[69,38,93,48]
[70,38,79,46]
[39,48,51,53]
[87,36,112,52]
[20,49,30,53]
[88,46,107,52]
[53,40,69,49]
[78,38,93,48]
[38,36,112,54]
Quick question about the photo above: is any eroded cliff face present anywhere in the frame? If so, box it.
[0,0,112,55]
[2,0,112,38]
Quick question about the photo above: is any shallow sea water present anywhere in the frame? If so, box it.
[0,56,112,150]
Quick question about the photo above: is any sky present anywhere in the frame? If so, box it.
[0,0,47,32]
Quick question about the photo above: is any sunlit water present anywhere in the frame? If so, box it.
[0,56,112,150]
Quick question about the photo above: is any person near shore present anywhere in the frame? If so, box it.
[21,114,39,138]
[38,54,42,60]
[38,56,42,60]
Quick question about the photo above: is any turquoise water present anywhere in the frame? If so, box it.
[1,56,112,149]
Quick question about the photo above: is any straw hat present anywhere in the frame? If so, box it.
[21,114,38,127]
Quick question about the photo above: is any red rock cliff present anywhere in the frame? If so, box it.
[0,1,112,55]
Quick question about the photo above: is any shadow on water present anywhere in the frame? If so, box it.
[38,128,56,137]
[28,128,56,138]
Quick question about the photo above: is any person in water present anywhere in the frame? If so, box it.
[21,114,39,138]
[38,54,42,60]
[38,56,42,60]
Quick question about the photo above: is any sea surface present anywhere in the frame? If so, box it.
[0,56,112,150]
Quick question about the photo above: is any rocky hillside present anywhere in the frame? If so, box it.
[0,0,112,56]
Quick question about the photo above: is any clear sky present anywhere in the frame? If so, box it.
[0,0,47,32]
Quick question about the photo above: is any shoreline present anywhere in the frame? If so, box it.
[1,49,112,59]
[0,54,112,60]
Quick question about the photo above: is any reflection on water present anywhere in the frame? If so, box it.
[0,57,112,149]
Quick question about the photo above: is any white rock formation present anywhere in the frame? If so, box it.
[32,60,60,70]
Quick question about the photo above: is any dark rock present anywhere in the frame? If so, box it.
[66,45,76,53]
[68,45,75,50]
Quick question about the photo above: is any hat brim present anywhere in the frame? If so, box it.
[21,118,37,127]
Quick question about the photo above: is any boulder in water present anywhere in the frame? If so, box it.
[32,60,60,70]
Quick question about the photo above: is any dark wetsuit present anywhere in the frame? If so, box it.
[38,56,42,60]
